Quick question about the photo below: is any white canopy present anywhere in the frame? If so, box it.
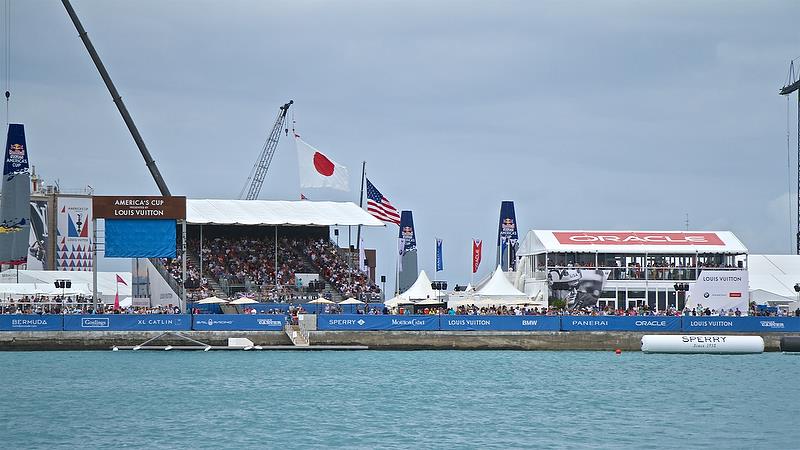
[747,254,800,304]
[309,298,335,304]
[186,199,384,227]
[519,230,748,255]
[229,297,259,305]
[197,296,228,304]
[477,266,528,297]
[385,271,439,307]
[0,270,131,298]
[339,298,364,305]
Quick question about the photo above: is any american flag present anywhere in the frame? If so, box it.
[366,178,400,225]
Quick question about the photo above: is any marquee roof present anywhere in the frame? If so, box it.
[519,230,748,255]
[186,199,384,227]
[0,270,131,296]
[747,254,800,302]
[476,266,527,297]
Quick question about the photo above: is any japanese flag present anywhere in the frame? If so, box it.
[295,135,349,191]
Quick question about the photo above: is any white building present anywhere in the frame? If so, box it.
[516,230,748,311]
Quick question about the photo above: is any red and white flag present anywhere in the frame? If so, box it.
[472,239,482,274]
[116,274,128,286]
[295,135,349,191]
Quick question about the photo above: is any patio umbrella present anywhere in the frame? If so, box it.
[229,297,259,305]
[309,298,335,304]
[197,296,228,304]
[338,298,364,305]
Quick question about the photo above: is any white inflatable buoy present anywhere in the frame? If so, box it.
[642,335,764,354]
[112,346,119,352]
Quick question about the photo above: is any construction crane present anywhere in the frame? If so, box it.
[240,100,293,200]
[780,61,800,254]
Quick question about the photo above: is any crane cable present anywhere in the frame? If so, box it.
[3,0,11,127]
[789,94,793,254]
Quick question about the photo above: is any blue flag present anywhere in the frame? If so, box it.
[435,238,443,272]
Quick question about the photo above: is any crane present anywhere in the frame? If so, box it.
[780,61,800,254]
[240,100,293,200]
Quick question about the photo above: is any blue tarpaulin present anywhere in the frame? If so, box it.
[105,219,176,258]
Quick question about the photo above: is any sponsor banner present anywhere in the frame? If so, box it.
[686,270,748,313]
[56,196,93,271]
[0,315,63,331]
[553,231,724,246]
[397,210,418,293]
[317,314,438,331]
[547,268,609,310]
[561,315,682,331]
[92,196,186,220]
[27,200,48,270]
[0,124,31,265]
[192,314,285,331]
[496,201,519,270]
[440,315,560,331]
[681,317,800,333]
[63,314,190,331]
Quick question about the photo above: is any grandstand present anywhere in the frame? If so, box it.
[162,199,384,303]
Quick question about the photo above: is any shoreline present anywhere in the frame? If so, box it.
[0,330,797,351]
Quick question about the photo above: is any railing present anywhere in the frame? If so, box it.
[538,266,741,282]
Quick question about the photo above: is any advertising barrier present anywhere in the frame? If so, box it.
[0,315,63,331]
[317,314,439,331]
[439,315,560,331]
[681,316,800,333]
[192,314,285,331]
[561,315,682,332]
[63,314,191,331]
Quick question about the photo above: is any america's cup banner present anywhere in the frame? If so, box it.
[553,232,725,246]
[0,124,31,265]
[397,210,418,293]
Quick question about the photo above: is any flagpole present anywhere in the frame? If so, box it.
[355,161,366,273]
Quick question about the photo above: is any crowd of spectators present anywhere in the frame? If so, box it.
[161,235,381,301]
[291,238,380,299]
[201,237,307,287]
[0,295,181,314]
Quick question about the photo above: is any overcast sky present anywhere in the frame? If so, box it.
[4,0,799,292]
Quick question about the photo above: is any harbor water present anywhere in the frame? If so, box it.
[0,350,796,449]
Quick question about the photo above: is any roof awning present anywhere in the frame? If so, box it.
[186,199,384,227]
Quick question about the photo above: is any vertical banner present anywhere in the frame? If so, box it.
[472,239,482,274]
[56,196,93,271]
[27,200,49,270]
[397,210,418,293]
[496,201,519,271]
[0,124,31,265]
[435,238,443,272]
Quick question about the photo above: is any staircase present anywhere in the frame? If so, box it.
[186,252,226,298]
[284,324,309,346]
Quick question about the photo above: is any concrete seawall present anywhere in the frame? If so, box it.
[1,331,798,351]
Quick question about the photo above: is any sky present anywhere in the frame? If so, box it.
[3,0,799,294]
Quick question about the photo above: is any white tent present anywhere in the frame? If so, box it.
[385,270,437,307]
[747,255,800,306]
[339,298,365,305]
[472,266,532,306]
[0,270,131,304]
[186,199,384,227]
[477,266,528,297]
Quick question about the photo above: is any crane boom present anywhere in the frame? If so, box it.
[62,0,171,196]
[241,101,293,200]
